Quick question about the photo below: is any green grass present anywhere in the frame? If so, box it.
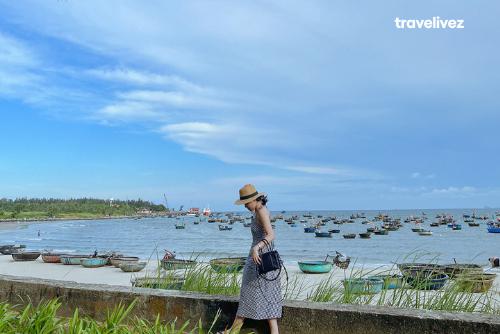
[303,252,500,314]
[0,299,238,334]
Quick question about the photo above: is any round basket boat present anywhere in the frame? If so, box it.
[110,256,140,268]
[12,252,40,262]
[1,245,27,255]
[60,255,90,265]
[120,261,147,272]
[209,257,246,273]
[405,273,449,290]
[81,257,108,268]
[454,273,496,293]
[298,260,332,274]
[369,274,404,289]
[343,278,384,294]
[41,253,67,263]
[161,259,197,271]
[443,264,483,279]
[398,263,446,278]
[132,276,184,290]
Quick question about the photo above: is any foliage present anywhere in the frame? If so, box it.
[0,198,166,219]
[0,299,232,334]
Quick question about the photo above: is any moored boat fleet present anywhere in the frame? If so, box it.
[169,210,500,241]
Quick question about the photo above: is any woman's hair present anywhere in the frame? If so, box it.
[256,195,268,206]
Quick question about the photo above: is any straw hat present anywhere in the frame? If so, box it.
[234,184,266,205]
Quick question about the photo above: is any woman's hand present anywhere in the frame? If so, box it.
[252,246,261,265]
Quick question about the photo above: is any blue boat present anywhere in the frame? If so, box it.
[304,227,316,233]
[343,278,384,294]
[487,222,500,233]
[405,273,448,290]
[298,260,332,274]
[452,224,462,230]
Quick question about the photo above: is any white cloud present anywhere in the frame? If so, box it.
[0,32,40,96]
[411,172,436,179]
[117,90,227,109]
[422,186,477,198]
[86,68,208,93]
[96,101,166,122]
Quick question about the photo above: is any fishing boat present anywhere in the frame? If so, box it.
[487,222,500,233]
[430,222,439,227]
[368,274,404,290]
[12,252,41,261]
[209,257,246,273]
[328,229,340,233]
[175,223,186,229]
[418,230,432,236]
[298,260,332,274]
[451,224,462,230]
[468,222,480,227]
[304,226,316,233]
[411,227,424,233]
[443,263,482,278]
[119,261,147,272]
[41,252,67,263]
[343,278,383,294]
[161,258,197,270]
[373,229,389,235]
[218,225,232,231]
[0,244,26,255]
[455,273,497,293]
[315,231,332,238]
[60,255,90,265]
[110,256,140,268]
[405,273,449,290]
[132,276,184,289]
[343,233,356,239]
[81,257,108,268]
[398,263,446,281]
[202,206,211,216]
[366,227,375,233]
[359,232,371,239]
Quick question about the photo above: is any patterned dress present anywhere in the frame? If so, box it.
[236,213,282,319]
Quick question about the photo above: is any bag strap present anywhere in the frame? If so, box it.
[258,263,282,281]
[259,238,274,253]
[257,264,289,303]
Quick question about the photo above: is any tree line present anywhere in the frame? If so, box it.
[0,198,166,219]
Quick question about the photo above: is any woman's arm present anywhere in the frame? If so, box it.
[251,207,275,265]
[256,206,274,245]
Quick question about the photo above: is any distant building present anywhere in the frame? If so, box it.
[137,208,153,215]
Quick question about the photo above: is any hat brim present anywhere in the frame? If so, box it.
[234,192,266,205]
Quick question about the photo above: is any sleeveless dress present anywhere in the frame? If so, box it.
[236,213,282,319]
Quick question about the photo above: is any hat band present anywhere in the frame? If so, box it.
[240,191,258,200]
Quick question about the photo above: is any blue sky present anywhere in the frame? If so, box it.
[1,1,499,210]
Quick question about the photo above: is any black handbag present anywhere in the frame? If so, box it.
[257,239,282,281]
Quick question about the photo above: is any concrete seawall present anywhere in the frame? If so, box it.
[0,274,498,334]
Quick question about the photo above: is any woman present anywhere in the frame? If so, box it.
[226,184,282,334]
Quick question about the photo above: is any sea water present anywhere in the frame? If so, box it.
[0,209,498,268]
